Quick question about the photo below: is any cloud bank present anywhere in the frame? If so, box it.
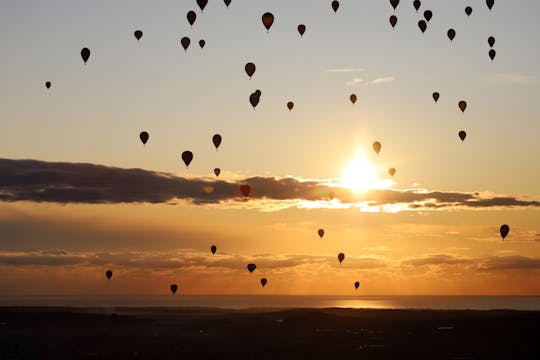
[1,158,539,211]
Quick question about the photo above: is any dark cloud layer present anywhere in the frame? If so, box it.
[1,158,539,210]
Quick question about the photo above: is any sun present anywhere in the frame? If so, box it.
[339,154,392,192]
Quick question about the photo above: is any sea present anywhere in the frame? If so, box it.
[1,295,539,310]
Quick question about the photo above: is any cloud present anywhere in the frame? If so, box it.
[325,68,365,73]
[492,73,535,84]
[402,253,540,271]
[346,77,364,86]
[368,76,395,85]
[1,158,539,211]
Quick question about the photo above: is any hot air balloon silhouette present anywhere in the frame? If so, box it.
[170,284,178,294]
[260,278,267,287]
[388,168,396,177]
[298,24,306,37]
[214,168,221,177]
[458,130,467,141]
[390,0,399,11]
[287,102,294,111]
[372,141,381,155]
[249,90,261,109]
[424,10,433,22]
[211,245,217,255]
[458,100,467,113]
[181,37,190,51]
[182,151,193,168]
[240,184,251,197]
[389,15,397,29]
[331,1,340,13]
[354,281,360,290]
[245,63,256,79]
[500,224,510,239]
[212,134,222,150]
[247,263,256,273]
[318,229,325,238]
[486,0,494,11]
[187,10,196,26]
[338,253,345,264]
[81,48,91,64]
[489,49,496,61]
[106,270,113,280]
[465,6,472,17]
[45,81,51,89]
[413,0,421,12]
[224,0,231,7]
[350,94,357,104]
[432,92,440,102]
[197,0,208,12]
[139,131,149,145]
[262,12,274,32]
[199,40,206,49]
[418,20,427,33]
[447,29,456,42]
[134,30,143,41]
[488,36,495,48]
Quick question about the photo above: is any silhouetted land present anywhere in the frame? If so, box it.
[1,307,539,359]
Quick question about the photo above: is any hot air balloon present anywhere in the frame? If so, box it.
[298,24,306,37]
[338,253,345,264]
[187,10,197,26]
[413,0,421,12]
[211,245,217,255]
[350,94,357,104]
[139,131,149,145]
[390,0,399,11]
[199,40,206,49]
[212,134,222,149]
[197,0,208,12]
[262,12,274,32]
[389,15,397,29]
[488,36,495,48]
[500,224,509,239]
[458,130,467,141]
[287,102,294,111]
[81,47,91,64]
[486,0,494,11]
[182,151,193,168]
[170,284,178,294]
[418,20,427,33]
[247,263,256,273]
[106,270,113,280]
[372,141,381,155]
[260,278,267,287]
[134,30,143,41]
[45,81,51,89]
[447,29,456,41]
[489,49,496,61]
[424,10,433,22]
[224,0,231,7]
[318,229,325,238]
[388,168,396,177]
[465,6,472,17]
[331,1,340,13]
[432,92,440,103]
[181,37,190,51]
[240,184,251,197]
[214,168,221,177]
[354,281,360,290]
[249,91,260,109]
[245,63,256,79]
[458,100,467,113]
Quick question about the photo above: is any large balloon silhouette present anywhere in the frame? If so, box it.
[214,168,221,177]
[331,1,340,13]
[318,229,325,238]
[170,284,178,294]
[106,270,112,280]
[447,29,456,42]
[212,134,222,149]
[389,15,397,29]
[247,263,256,273]
[240,184,251,197]
[432,92,440,103]
[211,245,217,255]
[81,48,91,64]
[262,12,274,32]
[197,0,208,12]
[187,11,197,26]
[298,24,306,37]
[458,100,467,113]
[500,224,510,239]
[458,130,467,141]
[260,278,267,287]
[224,0,231,7]
[354,281,360,290]
[245,63,256,79]
[338,253,345,264]
[390,0,399,11]
[181,37,191,51]
[372,141,381,155]
[486,0,494,11]
[139,131,149,145]
[45,81,51,89]
[413,0,421,12]
[182,151,193,168]
[134,30,143,41]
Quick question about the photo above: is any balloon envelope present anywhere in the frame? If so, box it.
[338,253,345,264]
[331,1,340,13]
[390,0,399,10]
[298,24,306,36]
[139,131,149,145]
[181,37,190,51]
[81,48,91,64]
[260,278,267,287]
[214,168,221,177]
[424,10,433,21]
[134,30,143,41]
[212,134,222,149]
[388,168,396,177]
[432,92,440,102]
[197,0,208,12]
[106,270,112,280]
[418,20,427,33]
[447,29,456,41]
[245,63,256,78]
[249,91,260,108]
[199,39,206,49]
[350,94,357,104]
[187,10,196,26]
[465,6,472,16]
[240,184,251,197]
[224,0,231,7]
[182,151,193,167]
[486,0,494,10]
[170,284,178,294]
[488,36,495,47]
[354,281,360,290]
[45,81,51,89]
[287,102,294,111]
[458,131,467,141]
[413,0,421,12]
[211,245,217,255]
[372,141,381,155]
[262,12,274,31]
[318,229,325,238]
[500,224,509,239]
[458,100,467,113]
[247,263,256,273]
[489,49,496,61]
[389,15,397,28]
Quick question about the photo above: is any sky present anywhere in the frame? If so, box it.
[1,0,539,295]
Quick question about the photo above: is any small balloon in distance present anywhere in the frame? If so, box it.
[413,0,421,12]
[182,151,193,168]
[181,37,190,51]
[247,263,256,273]
[45,81,51,89]
[134,30,143,41]
[350,94,357,104]
[262,12,274,32]
[212,134,222,149]
[240,184,251,197]
[260,278,267,287]
[245,63,256,79]
[318,229,325,238]
[354,281,360,290]
[338,253,345,264]
[500,224,510,239]
[81,47,91,64]
[170,284,178,294]
[331,1,340,13]
[298,24,306,37]
[287,101,294,111]
[197,0,208,12]
[211,245,217,255]
[388,168,396,177]
[458,130,467,141]
[187,10,196,26]
[418,20,427,33]
[390,0,399,11]
[424,10,433,22]
[372,141,381,155]
[106,270,113,280]
[139,131,149,145]
[214,168,221,177]
[389,15,397,29]
[432,92,440,102]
